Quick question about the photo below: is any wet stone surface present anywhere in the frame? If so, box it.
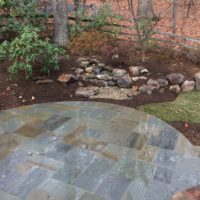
[0,101,200,200]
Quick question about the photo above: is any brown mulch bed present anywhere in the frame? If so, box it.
[170,121,200,146]
[0,50,200,145]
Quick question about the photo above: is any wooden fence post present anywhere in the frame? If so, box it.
[172,0,178,34]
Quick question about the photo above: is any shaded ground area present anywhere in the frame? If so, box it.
[0,50,200,144]
[0,101,200,200]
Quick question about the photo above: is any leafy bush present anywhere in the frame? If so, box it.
[0,26,65,78]
[0,0,47,35]
[0,0,65,78]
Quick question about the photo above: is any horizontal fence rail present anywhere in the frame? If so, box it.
[1,1,200,52]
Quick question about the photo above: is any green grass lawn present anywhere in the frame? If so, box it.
[137,91,200,123]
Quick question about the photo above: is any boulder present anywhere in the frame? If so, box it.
[157,78,169,88]
[167,73,185,85]
[147,79,160,91]
[195,72,200,90]
[113,69,127,77]
[181,80,195,92]
[129,66,144,76]
[139,84,153,95]
[117,75,132,88]
[57,74,77,84]
[169,85,181,94]
[75,87,99,97]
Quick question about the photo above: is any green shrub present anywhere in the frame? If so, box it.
[0,26,65,78]
[0,0,47,35]
[0,0,66,78]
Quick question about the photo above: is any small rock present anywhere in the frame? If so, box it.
[181,80,195,92]
[147,79,160,90]
[75,68,84,74]
[93,67,102,74]
[129,66,144,76]
[157,78,169,88]
[158,88,165,94]
[103,65,114,72]
[76,74,81,79]
[132,86,139,96]
[98,63,106,68]
[146,87,153,95]
[132,85,138,92]
[90,58,100,65]
[106,80,116,86]
[169,85,181,94]
[117,75,132,88]
[6,86,11,91]
[79,82,84,87]
[96,74,113,81]
[31,96,35,100]
[139,76,148,80]
[57,74,77,84]
[85,67,93,73]
[140,68,149,75]
[139,85,148,93]
[113,68,127,77]
[195,72,200,90]
[85,73,95,79]
[36,79,53,84]
[112,54,119,60]
[101,71,112,76]
[167,73,185,85]
[75,87,99,97]
[132,76,140,82]
[80,61,90,68]
[77,57,90,63]
[86,79,105,87]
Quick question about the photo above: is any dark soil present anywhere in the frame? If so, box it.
[0,49,200,145]
[170,121,200,146]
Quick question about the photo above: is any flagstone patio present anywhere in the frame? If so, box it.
[0,101,200,200]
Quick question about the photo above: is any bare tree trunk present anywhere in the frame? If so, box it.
[53,0,69,47]
[74,0,80,24]
[137,0,155,19]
